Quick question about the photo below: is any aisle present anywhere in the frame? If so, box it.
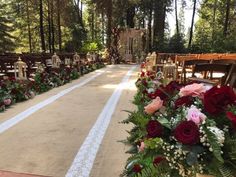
[0,65,138,177]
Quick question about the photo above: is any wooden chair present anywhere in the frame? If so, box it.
[225,64,236,87]
[188,63,232,86]
[179,58,210,84]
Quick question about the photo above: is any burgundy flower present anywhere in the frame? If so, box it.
[132,164,142,173]
[9,77,16,81]
[147,71,154,76]
[142,90,148,95]
[204,86,236,115]
[150,75,155,80]
[141,80,148,87]
[174,121,200,145]
[11,88,18,95]
[175,96,194,109]
[148,87,167,100]
[146,120,163,138]
[140,72,145,77]
[226,112,236,130]
[165,81,183,94]
[148,92,157,99]
[153,156,165,166]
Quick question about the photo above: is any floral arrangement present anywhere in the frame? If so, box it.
[0,63,105,113]
[121,70,236,177]
[0,78,35,112]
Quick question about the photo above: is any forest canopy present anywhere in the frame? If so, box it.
[0,0,235,54]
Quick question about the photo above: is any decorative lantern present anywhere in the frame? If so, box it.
[14,57,27,80]
[35,62,45,73]
[73,52,80,65]
[151,52,157,66]
[52,53,61,68]
[65,58,71,66]
[87,52,92,62]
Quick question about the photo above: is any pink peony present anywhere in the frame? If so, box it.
[187,106,206,125]
[4,98,11,106]
[179,83,206,97]
[144,97,163,115]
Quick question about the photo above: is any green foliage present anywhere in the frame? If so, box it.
[0,1,15,52]
[192,0,236,52]
[81,41,101,53]
[168,33,186,53]
[204,126,224,163]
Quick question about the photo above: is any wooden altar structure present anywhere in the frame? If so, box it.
[118,28,147,63]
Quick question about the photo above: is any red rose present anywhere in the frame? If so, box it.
[142,90,148,95]
[174,121,200,145]
[140,72,145,77]
[150,75,155,80]
[147,71,154,76]
[165,81,183,94]
[132,164,142,173]
[226,112,236,130]
[153,156,165,166]
[141,80,148,87]
[175,96,194,109]
[204,86,236,115]
[148,87,167,100]
[146,120,163,138]
[148,92,157,99]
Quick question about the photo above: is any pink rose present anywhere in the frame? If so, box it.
[138,142,145,152]
[144,97,163,115]
[187,106,206,125]
[4,98,11,106]
[179,83,206,97]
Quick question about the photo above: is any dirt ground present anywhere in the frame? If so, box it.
[0,65,138,177]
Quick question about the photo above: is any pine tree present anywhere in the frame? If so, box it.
[0,1,15,53]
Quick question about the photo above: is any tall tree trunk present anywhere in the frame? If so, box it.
[95,11,98,40]
[51,0,55,52]
[126,5,135,28]
[47,0,52,52]
[188,0,197,50]
[39,0,46,52]
[224,0,230,36]
[148,2,153,51]
[106,0,112,49]
[57,0,62,51]
[153,0,166,51]
[102,11,105,45]
[212,0,217,46]
[175,0,179,35]
[91,8,95,40]
[26,0,32,52]
[80,1,83,20]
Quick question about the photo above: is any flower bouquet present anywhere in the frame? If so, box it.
[121,70,236,177]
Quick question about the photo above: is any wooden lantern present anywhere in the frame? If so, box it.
[52,53,61,68]
[14,57,27,80]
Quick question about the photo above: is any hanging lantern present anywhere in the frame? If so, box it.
[14,57,27,80]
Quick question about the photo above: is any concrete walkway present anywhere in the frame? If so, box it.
[0,65,137,177]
